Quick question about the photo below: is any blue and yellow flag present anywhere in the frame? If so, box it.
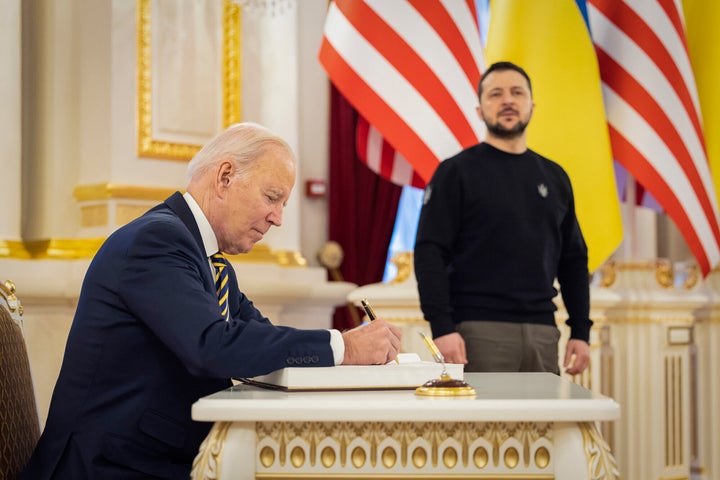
[485,0,622,271]
[684,0,720,211]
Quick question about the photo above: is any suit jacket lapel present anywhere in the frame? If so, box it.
[165,192,205,252]
[164,191,216,293]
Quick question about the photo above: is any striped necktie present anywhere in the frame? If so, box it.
[211,253,230,321]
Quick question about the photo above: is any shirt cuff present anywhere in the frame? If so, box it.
[329,329,345,365]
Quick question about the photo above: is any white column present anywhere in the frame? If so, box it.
[0,0,22,240]
[21,0,84,240]
[604,264,700,480]
[241,1,301,252]
[695,273,720,480]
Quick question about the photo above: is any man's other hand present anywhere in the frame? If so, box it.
[434,332,468,365]
[564,339,590,375]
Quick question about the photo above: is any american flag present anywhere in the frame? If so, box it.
[588,0,720,275]
[319,0,485,187]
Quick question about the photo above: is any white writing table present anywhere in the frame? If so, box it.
[191,372,619,479]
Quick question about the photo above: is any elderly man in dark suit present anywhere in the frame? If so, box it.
[22,122,401,479]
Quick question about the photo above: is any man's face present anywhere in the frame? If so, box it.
[215,147,295,255]
[477,69,534,139]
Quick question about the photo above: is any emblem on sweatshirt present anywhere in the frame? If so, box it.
[537,183,548,198]
[423,185,433,205]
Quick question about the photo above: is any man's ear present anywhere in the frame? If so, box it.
[216,161,234,193]
[476,105,484,122]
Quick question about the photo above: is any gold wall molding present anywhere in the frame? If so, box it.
[80,204,110,228]
[116,204,154,226]
[75,184,179,228]
[0,240,31,259]
[604,316,695,326]
[253,421,554,477]
[23,238,106,260]
[384,316,427,325]
[136,0,241,161]
[73,183,178,202]
[693,314,720,324]
[226,245,307,267]
[222,0,241,128]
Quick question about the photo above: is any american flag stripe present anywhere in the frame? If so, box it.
[589,0,720,274]
[408,0,483,96]
[593,0,704,140]
[607,123,708,266]
[347,3,477,145]
[356,116,425,189]
[319,32,441,182]
[356,0,483,142]
[603,88,713,245]
[319,0,484,184]
[596,49,711,215]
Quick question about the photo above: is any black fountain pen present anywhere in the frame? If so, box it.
[360,298,377,321]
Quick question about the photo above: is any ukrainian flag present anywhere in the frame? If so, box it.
[485,0,622,272]
[683,0,720,211]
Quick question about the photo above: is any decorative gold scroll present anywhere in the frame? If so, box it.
[580,421,620,480]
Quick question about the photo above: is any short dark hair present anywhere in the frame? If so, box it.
[478,61,532,98]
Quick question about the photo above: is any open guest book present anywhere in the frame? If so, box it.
[239,353,464,391]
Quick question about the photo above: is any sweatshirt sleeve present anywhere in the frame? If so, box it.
[556,176,593,343]
[414,160,463,338]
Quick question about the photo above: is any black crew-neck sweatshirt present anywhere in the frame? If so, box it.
[414,142,592,342]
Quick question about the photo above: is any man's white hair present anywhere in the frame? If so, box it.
[185,122,294,185]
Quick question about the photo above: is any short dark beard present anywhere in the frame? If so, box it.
[485,119,529,139]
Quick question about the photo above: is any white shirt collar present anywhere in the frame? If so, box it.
[183,191,219,257]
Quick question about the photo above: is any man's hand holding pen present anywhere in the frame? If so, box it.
[341,318,402,365]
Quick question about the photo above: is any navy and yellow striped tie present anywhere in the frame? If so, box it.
[211,253,230,321]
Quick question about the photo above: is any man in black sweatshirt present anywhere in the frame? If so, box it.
[414,61,591,375]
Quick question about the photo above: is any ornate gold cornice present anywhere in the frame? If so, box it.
[136,0,241,161]
[73,183,179,202]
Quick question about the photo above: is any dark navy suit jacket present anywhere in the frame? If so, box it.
[22,192,334,479]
